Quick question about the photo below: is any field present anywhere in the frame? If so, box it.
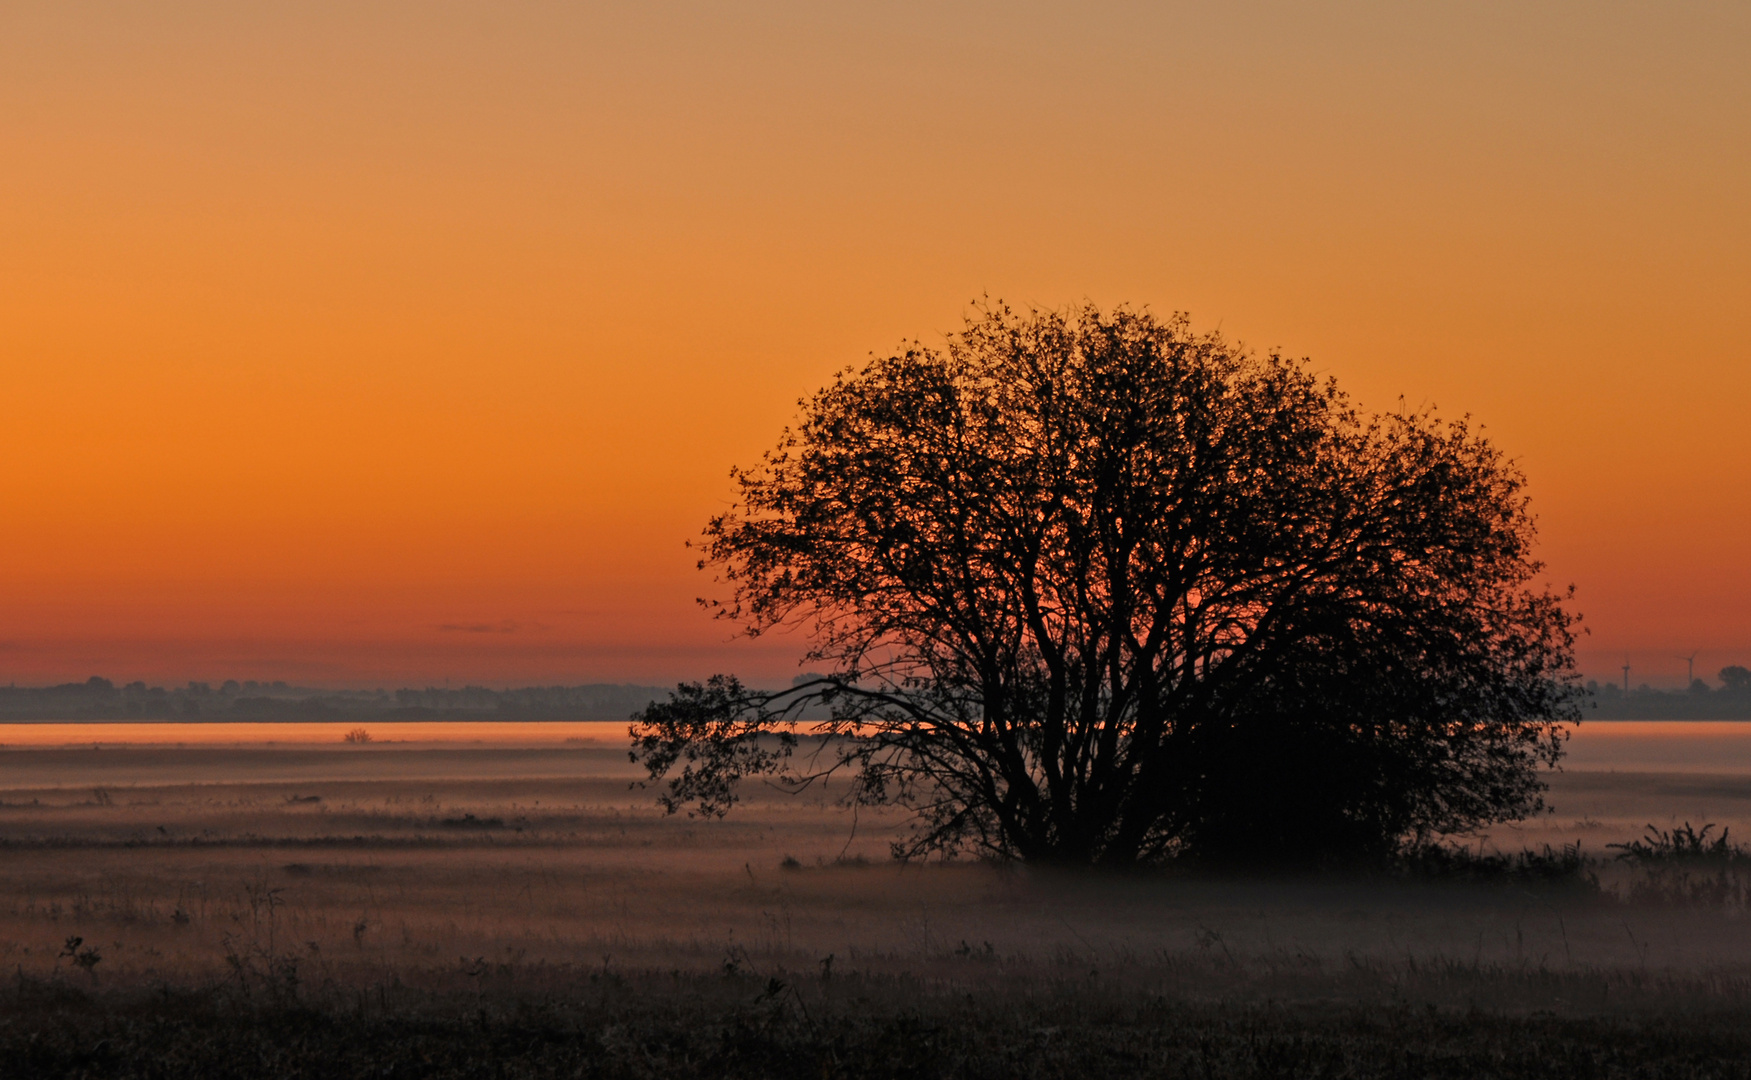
[6,725,1751,1077]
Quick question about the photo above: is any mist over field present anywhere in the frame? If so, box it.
[2,727,1751,1075]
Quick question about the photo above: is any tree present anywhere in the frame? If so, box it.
[1723,666,1751,693]
[632,302,1582,865]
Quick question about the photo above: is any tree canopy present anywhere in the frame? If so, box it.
[632,302,1581,865]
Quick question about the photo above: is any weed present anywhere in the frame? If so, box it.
[1606,823,1751,908]
[57,935,102,977]
[722,945,748,977]
[1609,822,1749,864]
[1399,841,1598,889]
[439,813,505,829]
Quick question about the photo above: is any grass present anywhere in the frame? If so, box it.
[8,742,1751,1075]
[10,962,1751,1078]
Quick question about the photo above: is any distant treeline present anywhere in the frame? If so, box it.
[1586,665,1751,719]
[5,670,1750,722]
[0,678,670,722]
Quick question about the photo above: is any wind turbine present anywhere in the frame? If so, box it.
[1622,657,1631,696]
[1678,651,1699,688]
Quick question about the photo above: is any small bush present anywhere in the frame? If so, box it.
[342,728,371,744]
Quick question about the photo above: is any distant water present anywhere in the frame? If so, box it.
[1561,721,1751,773]
[0,720,626,747]
[2,718,1750,771]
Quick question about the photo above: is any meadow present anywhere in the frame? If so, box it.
[6,725,1751,1077]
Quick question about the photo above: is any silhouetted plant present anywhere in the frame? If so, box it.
[57,935,102,978]
[633,302,1581,865]
[1609,822,1747,865]
[439,813,505,829]
[1609,823,1751,908]
[1400,842,1596,889]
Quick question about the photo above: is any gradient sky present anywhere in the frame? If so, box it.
[3,2,1747,689]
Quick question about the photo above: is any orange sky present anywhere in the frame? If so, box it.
[3,2,1747,689]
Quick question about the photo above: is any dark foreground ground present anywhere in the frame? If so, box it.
[10,971,1751,1079]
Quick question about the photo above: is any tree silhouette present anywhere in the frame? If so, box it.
[1723,666,1751,693]
[633,302,1581,865]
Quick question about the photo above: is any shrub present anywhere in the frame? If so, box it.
[1609,822,1751,909]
